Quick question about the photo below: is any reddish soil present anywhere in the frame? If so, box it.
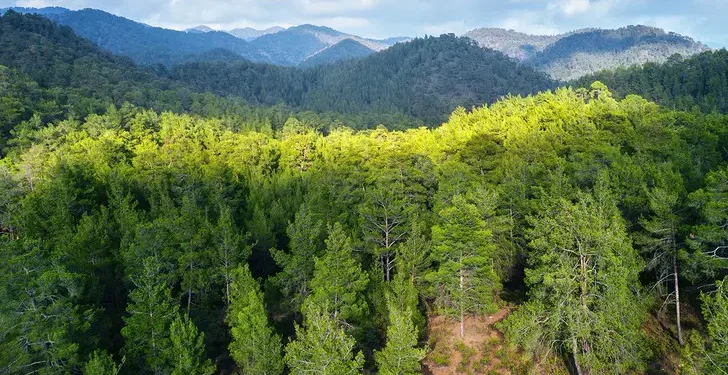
[423,308,527,375]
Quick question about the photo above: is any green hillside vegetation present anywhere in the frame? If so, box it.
[574,49,728,113]
[0,10,426,148]
[2,7,728,375]
[1,81,728,374]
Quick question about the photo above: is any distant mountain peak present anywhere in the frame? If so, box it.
[227,26,284,41]
[186,25,215,33]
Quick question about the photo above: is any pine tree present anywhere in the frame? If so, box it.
[121,257,178,374]
[308,223,369,324]
[84,351,122,375]
[375,296,426,375]
[426,194,500,337]
[0,239,90,375]
[271,206,325,312]
[701,277,728,374]
[213,203,247,307]
[637,187,685,344]
[284,302,365,375]
[228,264,284,375]
[502,190,649,375]
[168,315,215,375]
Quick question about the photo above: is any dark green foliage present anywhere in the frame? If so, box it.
[3,48,728,375]
[701,277,728,374]
[228,265,284,375]
[574,50,728,113]
[374,296,426,375]
[284,302,365,375]
[173,34,555,125]
[307,223,369,324]
[168,315,215,375]
[121,257,177,373]
[501,190,650,374]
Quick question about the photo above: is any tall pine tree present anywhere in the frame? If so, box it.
[284,302,364,375]
[502,190,649,375]
[227,264,284,375]
[121,257,178,374]
[307,223,369,324]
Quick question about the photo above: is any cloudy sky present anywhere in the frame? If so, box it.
[5,0,728,47]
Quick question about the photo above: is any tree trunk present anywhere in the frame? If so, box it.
[187,287,192,315]
[225,271,231,308]
[460,267,465,338]
[674,254,683,345]
[572,336,583,375]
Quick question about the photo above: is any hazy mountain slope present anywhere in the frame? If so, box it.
[46,9,256,65]
[228,26,285,41]
[247,24,397,66]
[0,6,70,16]
[298,39,375,68]
[464,28,564,60]
[2,7,399,67]
[4,7,255,66]
[465,25,709,80]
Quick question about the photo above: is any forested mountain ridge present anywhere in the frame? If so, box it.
[573,49,728,113]
[0,7,401,67]
[465,25,709,80]
[170,34,556,124]
[0,10,417,150]
[0,11,553,128]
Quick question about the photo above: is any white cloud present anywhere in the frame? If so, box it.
[556,0,591,16]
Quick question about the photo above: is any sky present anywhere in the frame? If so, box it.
[4,0,728,47]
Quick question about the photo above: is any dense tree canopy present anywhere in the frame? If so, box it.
[1,82,728,373]
[2,8,728,374]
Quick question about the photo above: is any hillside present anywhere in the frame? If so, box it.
[171,34,556,124]
[466,25,709,80]
[573,49,728,113]
[298,39,375,68]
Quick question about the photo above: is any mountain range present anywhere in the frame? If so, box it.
[185,25,286,41]
[0,6,715,80]
[0,11,552,127]
[465,26,710,80]
[0,7,405,67]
